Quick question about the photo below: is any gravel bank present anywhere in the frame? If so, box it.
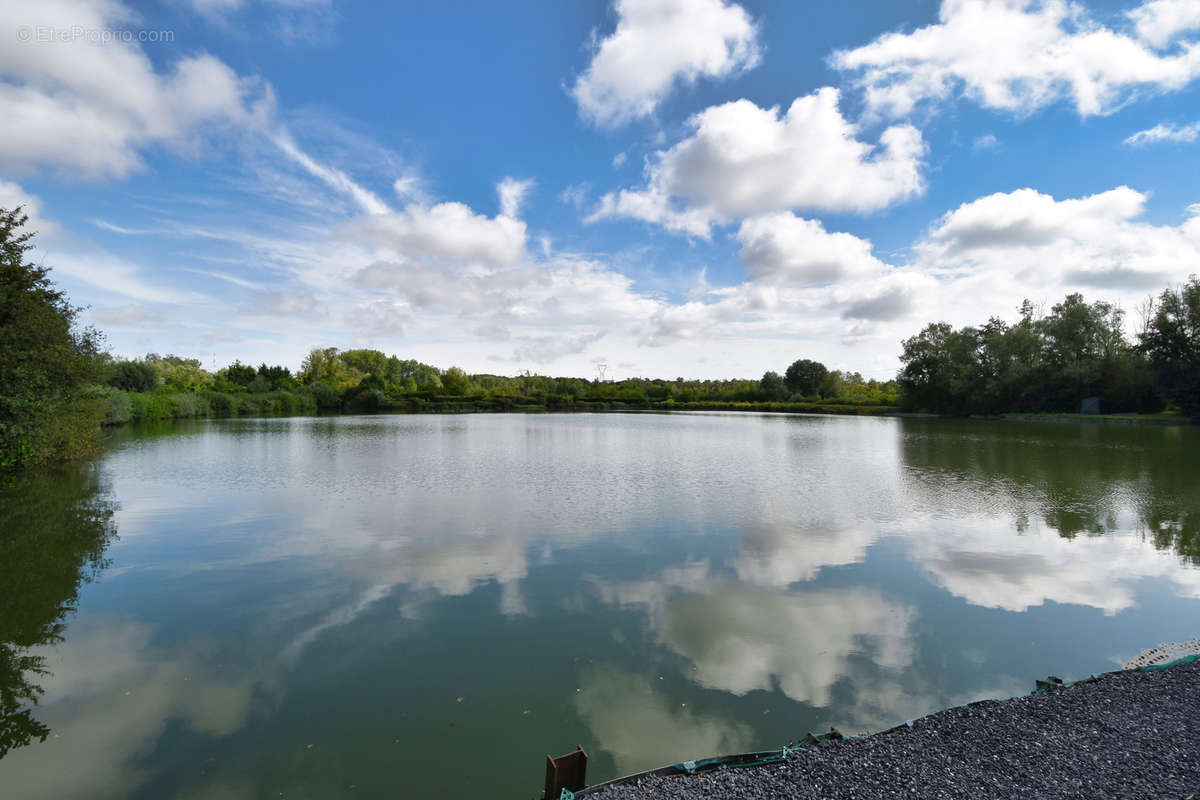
[594,659,1200,800]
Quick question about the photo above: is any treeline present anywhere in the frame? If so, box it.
[95,347,897,419]
[99,354,316,424]
[898,285,1200,418]
[297,346,898,409]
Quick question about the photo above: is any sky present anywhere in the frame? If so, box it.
[2,0,1199,380]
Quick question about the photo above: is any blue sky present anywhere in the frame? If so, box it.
[3,0,1199,379]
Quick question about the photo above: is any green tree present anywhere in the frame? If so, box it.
[145,354,212,392]
[256,363,296,391]
[1040,293,1129,406]
[0,208,103,468]
[784,358,828,397]
[759,370,788,401]
[1140,276,1200,418]
[106,360,158,392]
[897,322,981,414]
[219,361,257,389]
[441,366,472,395]
[300,347,365,392]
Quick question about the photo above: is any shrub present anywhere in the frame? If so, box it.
[102,388,132,425]
[173,393,197,418]
[204,392,234,418]
[308,381,340,409]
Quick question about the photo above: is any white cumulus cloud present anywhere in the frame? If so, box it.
[589,88,926,236]
[920,186,1200,290]
[350,201,528,271]
[833,0,1200,119]
[570,0,760,127]
[737,212,889,287]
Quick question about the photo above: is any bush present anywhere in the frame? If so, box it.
[102,388,132,424]
[204,392,234,418]
[173,393,197,418]
[127,392,175,422]
[236,395,258,417]
[275,391,297,415]
[308,381,340,409]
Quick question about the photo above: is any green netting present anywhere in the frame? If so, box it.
[1034,651,1200,693]
[572,731,843,796]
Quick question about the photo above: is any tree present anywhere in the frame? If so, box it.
[1040,293,1129,405]
[256,363,296,391]
[897,322,981,414]
[1140,276,1200,418]
[106,360,158,392]
[0,207,103,468]
[300,347,365,392]
[145,354,212,392]
[441,367,472,395]
[220,361,257,389]
[784,358,827,397]
[759,370,788,401]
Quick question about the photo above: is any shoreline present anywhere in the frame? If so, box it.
[96,402,1195,429]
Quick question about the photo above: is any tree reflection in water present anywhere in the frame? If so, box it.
[0,466,116,759]
[898,419,1200,560]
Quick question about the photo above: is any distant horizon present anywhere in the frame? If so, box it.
[4,0,1199,381]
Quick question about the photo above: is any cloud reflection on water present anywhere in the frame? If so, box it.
[0,619,254,800]
[592,561,915,706]
[574,667,755,777]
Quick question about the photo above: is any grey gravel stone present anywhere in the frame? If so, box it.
[592,660,1200,800]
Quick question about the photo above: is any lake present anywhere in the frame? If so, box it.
[1,412,1198,799]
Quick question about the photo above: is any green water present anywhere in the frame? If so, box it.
[1,412,1197,799]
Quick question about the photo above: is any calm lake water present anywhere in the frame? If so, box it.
[1,412,1198,799]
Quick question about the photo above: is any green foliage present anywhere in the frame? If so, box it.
[204,391,235,417]
[96,386,317,424]
[0,207,104,468]
[785,358,828,397]
[1139,276,1200,418]
[759,370,788,401]
[307,381,340,409]
[106,360,158,392]
[145,354,213,392]
[101,388,132,425]
[441,366,472,395]
[300,347,366,392]
[256,363,296,391]
[899,293,1163,416]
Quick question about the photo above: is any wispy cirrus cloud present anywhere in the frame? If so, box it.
[1124,120,1200,146]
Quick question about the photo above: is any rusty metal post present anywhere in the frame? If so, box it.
[544,745,588,799]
